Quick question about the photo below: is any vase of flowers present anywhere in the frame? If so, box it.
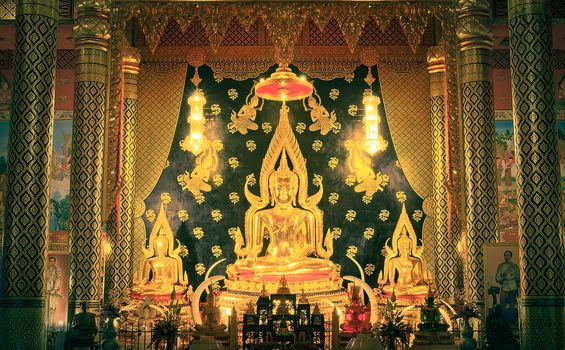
[455,298,480,350]
[152,297,182,350]
[378,296,412,350]
[101,304,122,350]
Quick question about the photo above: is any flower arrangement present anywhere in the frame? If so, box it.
[454,293,481,320]
[152,291,182,350]
[378,295,412,350]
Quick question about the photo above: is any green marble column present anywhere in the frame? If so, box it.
[105,48,140,301]
[0,0,58,348]
[427,46,463,301]
[457,0,499,305]
[508,0,565,347]
[68,0,110,318]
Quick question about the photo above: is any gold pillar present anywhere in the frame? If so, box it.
[427,46,462,301]
[0,1,58,347]
[105,48,140,299]
[68,0,110,317]
[457,0,499,305]
[508,0,565,347]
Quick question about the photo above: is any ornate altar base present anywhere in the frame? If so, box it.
[218,285,350,320]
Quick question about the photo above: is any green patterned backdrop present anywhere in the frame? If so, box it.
[143,64,424,289]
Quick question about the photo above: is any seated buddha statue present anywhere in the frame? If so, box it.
[232,151,337,283]
[133,203,188,296]
[230,104,337,287]
[378,204,429,299]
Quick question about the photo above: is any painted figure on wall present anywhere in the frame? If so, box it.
[495,250,519,309]
[49,120,72,231]
[0,73,9,110]
[495,250,519,326]
[46,256,63,327]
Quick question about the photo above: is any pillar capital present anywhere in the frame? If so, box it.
[426,45,446,74]
[73,0,111,51]
[122,47,141,75]
[17,0,58,18]
[457,0,492,51]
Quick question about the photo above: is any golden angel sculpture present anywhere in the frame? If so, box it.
[226,103,339,291]
[377,203,430,301]
[133,202,189,297]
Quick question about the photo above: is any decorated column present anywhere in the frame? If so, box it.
[0,0,58,347]
[508,0,565,347]
[105,48,140,300]
[457,0,499,305]
[427,46,462,301]
[68,0,110,317]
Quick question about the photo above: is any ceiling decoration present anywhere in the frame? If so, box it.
[113,1,456,62]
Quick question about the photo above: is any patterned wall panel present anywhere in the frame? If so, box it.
[158,19,210,47]
[0,1,58,347]
[309,19,347,46]
[508,0,565,346]
[135,62,186,199]
[69,81,105,307]
[358,18,409,46]
[377,56,433,200]
[220,18,259,46]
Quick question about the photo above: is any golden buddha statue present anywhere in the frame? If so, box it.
[133,203,188,296]
[378,204,430,299]
[228,104,338,287]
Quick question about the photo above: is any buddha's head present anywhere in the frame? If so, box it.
[269,151,299,207]
[397,229,412,256]
[154,232,169,257]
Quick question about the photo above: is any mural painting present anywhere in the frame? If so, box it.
[0,117,72,240]
[495,118,565,242]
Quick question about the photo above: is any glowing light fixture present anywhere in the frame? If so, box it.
[255,67,313,102]
[182,89,207,155]
[362,94,381,155]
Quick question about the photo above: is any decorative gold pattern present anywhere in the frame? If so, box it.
[135,62,187,199]
[69,0,110,317]
[378,55,433,200]
[509,0,565,347]
[114,2,455,68]
[105,55,139,298]
[458,0,499,304]
[0,1,58,347]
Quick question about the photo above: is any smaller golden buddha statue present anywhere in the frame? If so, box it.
[378,204,430,299]
[133,203,188,296]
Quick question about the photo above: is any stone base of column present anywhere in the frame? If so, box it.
[519,296,565,349]
[0,298,46,349]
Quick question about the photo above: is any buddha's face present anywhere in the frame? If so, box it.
[398,234,411,255]
[273,176,296,205]
[154,237,168,257]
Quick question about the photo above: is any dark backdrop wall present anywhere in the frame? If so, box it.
[143,64,425,289]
